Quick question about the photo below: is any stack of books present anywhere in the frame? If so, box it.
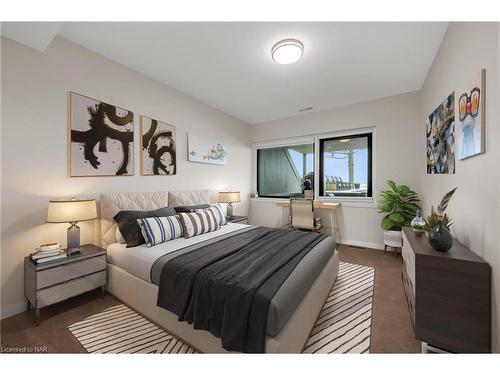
[30,243,67,264]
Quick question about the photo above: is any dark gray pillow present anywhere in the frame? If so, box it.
[113,206,176,247]
[173,204,211,213]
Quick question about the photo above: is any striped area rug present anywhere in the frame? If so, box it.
[68,262,374,354]
[68,305,198,353]
[302,261,374,353]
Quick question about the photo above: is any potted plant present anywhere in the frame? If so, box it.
[378,180,420,249]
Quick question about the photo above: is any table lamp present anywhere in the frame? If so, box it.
[47,198,97,251]
[218,191,240,219]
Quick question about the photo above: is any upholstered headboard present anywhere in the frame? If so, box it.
[100,190,212,248]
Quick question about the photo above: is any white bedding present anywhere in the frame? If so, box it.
[106,223,250,282]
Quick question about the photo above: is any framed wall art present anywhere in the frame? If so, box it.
[426,92,455,174]
[140,115,177,175]
[69,92,134,176]
[456,69,486,160]
[188,133,227,166]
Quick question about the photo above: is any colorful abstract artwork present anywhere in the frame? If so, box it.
[456,69,486,160]
[426,92,455,174]
[69,92,134,176]
[140,116,176,175]
[188,133,227,165]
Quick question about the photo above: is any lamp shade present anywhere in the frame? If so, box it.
[47,199,97,223]
[218,191,240,204]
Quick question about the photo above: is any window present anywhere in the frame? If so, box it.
[319,133,372,198]
[257,143,314,198]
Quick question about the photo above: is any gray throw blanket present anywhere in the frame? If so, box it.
[156,227,326,353]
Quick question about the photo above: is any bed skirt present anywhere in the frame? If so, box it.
[105,251,339,353]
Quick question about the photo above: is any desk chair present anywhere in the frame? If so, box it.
[289,198,322,232]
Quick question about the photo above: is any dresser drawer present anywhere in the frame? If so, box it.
[37,271,106,308]
[37,255,106,289]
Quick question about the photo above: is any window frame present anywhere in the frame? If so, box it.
[318,132,373,199]
[253,128,376,207]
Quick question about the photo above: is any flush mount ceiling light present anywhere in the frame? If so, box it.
[271,39,304,64]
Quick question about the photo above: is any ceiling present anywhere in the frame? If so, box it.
[2,22,448,124]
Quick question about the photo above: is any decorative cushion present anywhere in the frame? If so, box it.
[178,208,220,238]
[113,206,177,247]
[174,204,211,213]
[100,192,169,249]
[115,227,126,244]
[137,215,184,247]
[209,203,227,225]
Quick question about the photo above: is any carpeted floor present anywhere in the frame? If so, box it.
[0,245,420,353]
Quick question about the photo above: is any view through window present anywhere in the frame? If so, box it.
[257,143,314,198]
[319,133,372,197]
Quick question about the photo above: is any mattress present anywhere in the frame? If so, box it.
[106,223,336,337]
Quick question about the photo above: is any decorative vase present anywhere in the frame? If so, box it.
[428,219,453,252]
[411,209,425,236]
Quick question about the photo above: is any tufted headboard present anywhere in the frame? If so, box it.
[100,190,212,248]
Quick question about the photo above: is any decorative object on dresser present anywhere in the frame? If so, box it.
[378,180,420,254]
[427,187,457,252]
[426,92,455,174]
[226,215,248,224]
[69,92,134,176]
[401,227,491,353]
[218,191,240,219]
[46,198,98,253]
[140,115,176,175]
[24,244,107,326]
[410,210,425,236]
[30,242,66,264]
[456,69,486,160]
[187,132,227,165]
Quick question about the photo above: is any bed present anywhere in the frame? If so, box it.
[101,191,339,353]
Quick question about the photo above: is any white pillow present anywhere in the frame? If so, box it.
[115,227,126,244]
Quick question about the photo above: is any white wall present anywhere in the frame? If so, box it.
[419,22,500,352]
[249,91,422,250]
[0,36,252,318]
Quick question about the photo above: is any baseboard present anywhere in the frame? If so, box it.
[340,239,385,251]
[0,301,27,320]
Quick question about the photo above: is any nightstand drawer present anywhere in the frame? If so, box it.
[37,271,106,308]
[37,255,106,289]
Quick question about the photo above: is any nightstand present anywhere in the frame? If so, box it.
[227,215,248,224]
[24,244,106,326]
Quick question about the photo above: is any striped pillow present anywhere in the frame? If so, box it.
[178,208,220,238]
[210,203,227,225]
[195,204,227,225]
[137,215,184,247]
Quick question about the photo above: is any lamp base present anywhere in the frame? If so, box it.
[226,203,234,220]
[67,223,81,252]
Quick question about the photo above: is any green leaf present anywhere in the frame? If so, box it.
[389,212,405,223]
[387,180,397,192]
[381,215,394,230]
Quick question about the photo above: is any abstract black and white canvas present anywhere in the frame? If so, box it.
[69,92,134,176]
[140,115,176,175]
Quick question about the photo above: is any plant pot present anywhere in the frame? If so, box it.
[383,229,402,247]
[428,222,453,252]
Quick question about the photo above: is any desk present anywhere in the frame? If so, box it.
[275,201,342,243]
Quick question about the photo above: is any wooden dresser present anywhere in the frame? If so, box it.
[401,227,491,353]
